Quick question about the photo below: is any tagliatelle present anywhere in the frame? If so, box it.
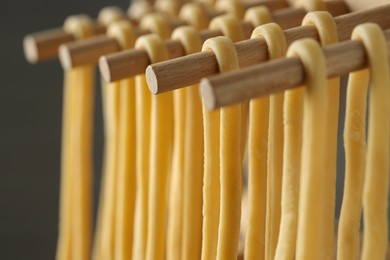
[106,21,137,260]
[202,35,242,260]
[288,38,328,260]
[131,73,151,260]
[201,14,245,260]
[352,23,390,260]
[136,34,174,260]
[303,13,340,259]
[56,15,95,260]
[246,22,286,260]
[170,25,204,260]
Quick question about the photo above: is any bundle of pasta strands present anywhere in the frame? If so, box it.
[167,25,204,260]
[57,15,95,260]
[201,14,248,260]
[202,36,244,260]
[136,34,174,260]
[273,10,340,260]
[93,20,137,260]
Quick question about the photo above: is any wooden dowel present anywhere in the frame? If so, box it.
[23,4,145,64]
[100,30,222,82]
[63,0,295,69]
[23,24,105,64]
[100,3,331,83]
[59,28,150,68]
[200,29,390,109]
[146,3,390,94]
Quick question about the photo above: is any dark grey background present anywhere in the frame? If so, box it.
[1,0,387,259]
[0,0,129,259]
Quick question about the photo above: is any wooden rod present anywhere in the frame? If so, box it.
[146,3,390,94]
[62,0,296,70]
[200,29,390,110]
[23,24,105,64]
[23,5,144,64]
[59,16,194,69]
[59,28,150,68]
[100,2,344,83]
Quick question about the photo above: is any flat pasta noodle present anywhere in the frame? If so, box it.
[287,38,328,260]
[201,14,245,260]
[132,72,152,260]
[97,74,121,260]
[171,25,204,260]
[209,15,248,163]
[276,11,340,260]
[264,35,284,260]
[133,13,173,260]
[106,21,137,260]
[57,15,95,260]
[248,22,287,260]
[135,34,173,260]
[92,12,133,260]
[337,59,369,260]
[202,35,242,260]
[302,12,340,260]
[354,23,390,260]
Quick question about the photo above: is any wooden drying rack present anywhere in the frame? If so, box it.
[97,1,348,81]
[200,29,390,109]
[23,0,290,64]
[60,0,316,69]
[144,4,390,94]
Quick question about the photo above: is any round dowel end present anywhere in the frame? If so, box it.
[200,78,217,110]
[23,35,39,64]
[99,56,112,83]
[146,65,159,94]
[58,44,72,69]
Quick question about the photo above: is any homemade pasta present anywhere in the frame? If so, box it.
[24,2,390,260]
[352,23,390,260]
[136,34,174,260]
[288,38,328,260]
[58,15,95,260]
[107,21,137,260]
[171,25,204,260]
[202,36,242,260]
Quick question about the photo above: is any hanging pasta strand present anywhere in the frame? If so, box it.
[274,0,326,259]
[92,9,132,260]
[275,11,340,260]
[170,26,204,260]
[202,36,242,260]
[57,15,95,260]
[264,37,284,260]
[105,21,137,260]
[96,72,121,260]
[302,13,340,259]
[274,17,304,260]
[167,5,207,258]
[242,7,272,260]
[354,23,390,260]
[247,23,288,260]
[131,13,173,260]
[201,14,245,260]
[132,73,152,260]
[201,83,221,260]
[136,34,174,260]
[337,58,369,260]
[288,38,328,260]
